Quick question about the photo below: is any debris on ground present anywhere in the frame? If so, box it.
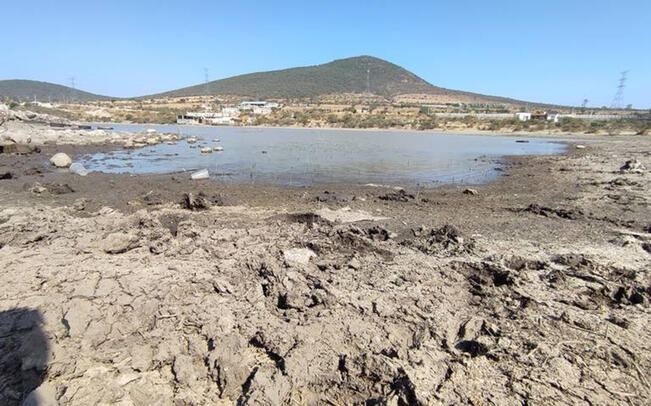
[378,189,415,202]
[517,203,584,220]
[620,159,645,174]
[180,192,211,210]
[190,169,209,180]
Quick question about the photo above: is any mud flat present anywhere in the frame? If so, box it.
[0,120,649,405]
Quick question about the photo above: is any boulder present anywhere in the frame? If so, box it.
[50,153,72,168]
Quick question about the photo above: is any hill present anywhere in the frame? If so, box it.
[149,56,531,105]
[0,80,111,102]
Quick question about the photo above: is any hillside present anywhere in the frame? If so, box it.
[150,56,531,105]
[0,80,111,102]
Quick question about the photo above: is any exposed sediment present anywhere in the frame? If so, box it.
[0,121,649,404]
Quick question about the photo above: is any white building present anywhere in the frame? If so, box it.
[515,112,532,121]
[239,101,279,109]
[177,111,236,125]
[547,112,561,123]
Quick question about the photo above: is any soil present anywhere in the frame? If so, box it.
[0,133,649,405]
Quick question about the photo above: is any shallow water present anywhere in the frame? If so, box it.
[81,124,566,186]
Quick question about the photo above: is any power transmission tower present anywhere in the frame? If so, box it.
[610,71,628,109]
[204,68,210,99]
[67,76,76,103]
[366,68,370,94]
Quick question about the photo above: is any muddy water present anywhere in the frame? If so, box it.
[81,125,566,185]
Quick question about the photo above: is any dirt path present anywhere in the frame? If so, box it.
[0,135,649,405]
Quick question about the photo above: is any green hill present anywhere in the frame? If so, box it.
[0,80,111,102]
[149,56,533,105]
[151,56,433,99]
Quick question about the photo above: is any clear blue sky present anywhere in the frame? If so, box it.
[2,0,649,107]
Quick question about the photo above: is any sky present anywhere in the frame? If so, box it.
[2,0,649,107]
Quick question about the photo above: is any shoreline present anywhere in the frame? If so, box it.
[85,120,619,140]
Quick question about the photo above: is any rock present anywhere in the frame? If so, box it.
[69,163,89,176]
[0,170,12,180]
[620,159,645,174]
[181,192,211,211]
[50,152,72,168]
[283,248,316,265]
[102,232,139,254]
[463,188,478,195]
[187,137,198,144]
[575,144,586,149]
[200,147,213,153]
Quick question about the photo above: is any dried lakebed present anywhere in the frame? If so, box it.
[80,125,567,185]
[0,133,649,405]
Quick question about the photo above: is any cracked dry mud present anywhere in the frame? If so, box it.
[0,136,649,405]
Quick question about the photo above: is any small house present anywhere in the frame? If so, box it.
[515,112,531,121]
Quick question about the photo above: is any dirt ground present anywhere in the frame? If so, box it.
[0,133,649,405]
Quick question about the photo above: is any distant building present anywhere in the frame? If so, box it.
[177,111,236,125]
[547,112,561,123]
[239,101,279,109]
[515,112,531,121]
